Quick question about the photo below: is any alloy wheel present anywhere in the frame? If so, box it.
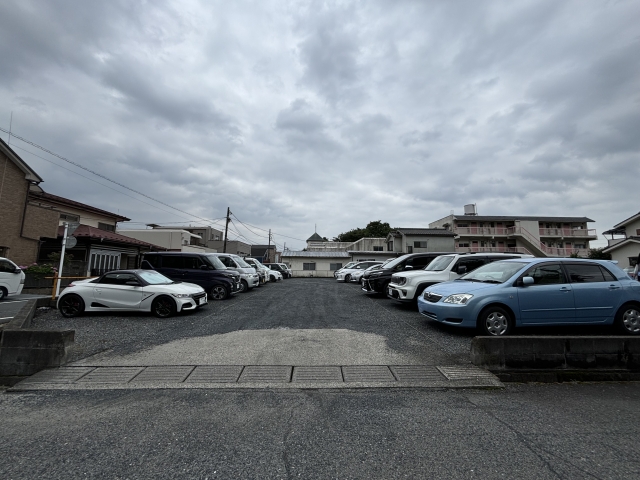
[484,311,509,336]
[622,308,640,334]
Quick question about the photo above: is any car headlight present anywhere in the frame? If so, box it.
[172,293,192,298]
[442,293,473,304]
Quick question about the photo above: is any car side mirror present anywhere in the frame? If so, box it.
[14,268,22,274]
[200,265,209,270]
[457,266,467,274]
[126,280,141,286]
[404,266,413,270]
[522,276,534,286]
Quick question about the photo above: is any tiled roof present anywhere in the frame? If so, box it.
[306,233,325,242]
[282,251,350,258]
[32,191,130,221]
[58,225,164,249]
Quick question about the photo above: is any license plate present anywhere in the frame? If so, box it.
[198,297,206,305]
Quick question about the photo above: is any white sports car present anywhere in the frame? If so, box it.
[57,270,207,318]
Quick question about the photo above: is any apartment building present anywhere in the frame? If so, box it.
[429,207,596,257]
[602,210,640,268]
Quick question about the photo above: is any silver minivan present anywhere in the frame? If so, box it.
[0,257,26,300]
[209,253,260,293]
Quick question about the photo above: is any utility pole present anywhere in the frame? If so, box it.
[54,222,69,298]
[267,229,271,263]
[223,207,230,253]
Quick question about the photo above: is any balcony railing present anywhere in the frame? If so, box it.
[454,227,511,236]
[538,228,597,238]
[456,246,533,255]
[542,248,590,257]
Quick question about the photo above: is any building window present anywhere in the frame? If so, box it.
[98,222,115,232]
[458,242,470,248]
[373,246,383,251]
[414,241,428,248]
[303,263,316,270]
[60,213,80,222]
[329,263,342,270]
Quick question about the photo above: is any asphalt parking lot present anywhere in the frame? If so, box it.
[0,294,48,325]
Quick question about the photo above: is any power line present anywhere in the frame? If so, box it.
[0,126,225,226]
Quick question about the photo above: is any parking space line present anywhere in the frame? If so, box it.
[0,300,29,304]
[0,316,13,320]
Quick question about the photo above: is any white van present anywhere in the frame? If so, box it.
[0,257,26,300]
[387,253,533,303]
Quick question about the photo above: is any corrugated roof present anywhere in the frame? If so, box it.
[452,215,595,223]
[282,251,350,258]
[391,228,456,236]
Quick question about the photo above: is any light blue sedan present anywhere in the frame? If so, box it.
[417,258,640,336]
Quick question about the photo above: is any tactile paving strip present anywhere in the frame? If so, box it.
[342,366,395,382]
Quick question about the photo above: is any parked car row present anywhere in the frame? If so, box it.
[338,251,640,337]
[56,252,292,318]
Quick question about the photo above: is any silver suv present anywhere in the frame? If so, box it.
[210,253,260,293]
[387,253,533,303]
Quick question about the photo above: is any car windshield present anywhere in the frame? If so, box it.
[381,255,410,270]
[342,262,357,269]
[232,256,251,268]
[138,271,174,285]
[203,255,227,270]
[459,261,528,283]
[424,255,455,271]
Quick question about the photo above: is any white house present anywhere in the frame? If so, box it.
[602,211,640,268]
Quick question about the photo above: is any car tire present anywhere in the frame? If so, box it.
[59,294,85,318]
[209,285,229,301]
[344,274,351,282]
[238,280,249,293]
[0,287,7,301]
[478,306,514,336]
[151,296,176,318]
[615,303,640,335]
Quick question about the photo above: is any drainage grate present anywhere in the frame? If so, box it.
[437,365,496,381]
[19,367,95,384]
[184,366,243,383]
[390,365,445,382]
[131,366,195,383]
[238,366,292,383]
[292,366,343,383]
[76,367,144,384]
[342,366,395,382]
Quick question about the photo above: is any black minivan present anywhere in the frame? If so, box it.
[141,252,240,300]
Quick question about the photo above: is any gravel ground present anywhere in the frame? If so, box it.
[31,277,621,366]
[31,278,476,365]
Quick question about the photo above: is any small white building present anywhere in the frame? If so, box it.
[602,211,640,268]
[282,251,351,278]
[117,229,217,253]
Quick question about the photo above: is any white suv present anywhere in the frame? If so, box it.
[387,253,533,303]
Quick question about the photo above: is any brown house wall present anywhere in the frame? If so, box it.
[0,152,58,265]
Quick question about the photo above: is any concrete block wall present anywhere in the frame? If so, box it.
[471,336,640,371]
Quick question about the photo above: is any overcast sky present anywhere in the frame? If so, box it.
[1,0,638,250]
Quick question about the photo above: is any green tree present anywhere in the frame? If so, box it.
[333,221,392,242]
[587,247,611,260]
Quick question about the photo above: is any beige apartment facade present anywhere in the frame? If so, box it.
[429,214,597,257]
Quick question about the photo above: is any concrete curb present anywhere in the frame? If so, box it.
[0,297,74,386]
[471,336,640,382]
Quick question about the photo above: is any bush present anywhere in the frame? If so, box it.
[20,263,57,278]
